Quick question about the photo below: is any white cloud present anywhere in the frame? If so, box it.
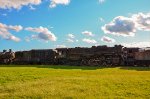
[8,25,23,32]
[101,36,115,43]
[67,38,74,43]
[82,31,94,36]
[56,45,67,48]
[25,37,30,42]
[29,5,36,10]
[76,39,79,42]
[122,42,150,48]
[31,35,37,39]
[82,38,97,44]
[132,13,150,31]
[1,13,7,16]
[102,16,136,37]
[0,0,41,10]
[67,33,75,38]
[0,0,71,10]
[99,17,104,22]
[50,0,70,8]
[102,12,150,37]
[6,35,20,42]
[25,26,57,41]
[99,0,105,4]
[66,33,75,43]
[0,22,22,42]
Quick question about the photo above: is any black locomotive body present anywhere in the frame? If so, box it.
[56,45,123,66]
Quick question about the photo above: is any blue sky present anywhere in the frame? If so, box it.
[0,0,150,51]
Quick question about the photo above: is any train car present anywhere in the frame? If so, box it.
[13,51,31,64]
[135,49,150,66]
[30,49,57,64]
[123,47,139,66]
[13,49,58,65]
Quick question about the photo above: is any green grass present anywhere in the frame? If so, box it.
[0,65,150,99]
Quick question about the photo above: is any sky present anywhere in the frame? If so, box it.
[0,0,150,51]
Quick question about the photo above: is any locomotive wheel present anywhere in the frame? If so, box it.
[88,59,99,66]
[81,59,88,65]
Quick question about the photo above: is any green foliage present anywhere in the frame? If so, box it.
[0,65,150,99]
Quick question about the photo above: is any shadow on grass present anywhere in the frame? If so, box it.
[0,65,150,71]
[0,65,106,70]
[119,66,150,71]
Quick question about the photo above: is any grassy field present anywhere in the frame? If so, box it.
[0,65,150,99]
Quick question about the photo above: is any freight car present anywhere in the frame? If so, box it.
[123,47,139,66]
[134,49,150,66]
[13,49,58,65]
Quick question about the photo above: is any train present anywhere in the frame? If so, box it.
[0,45,150,66]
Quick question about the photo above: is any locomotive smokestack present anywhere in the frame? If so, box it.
[9,49,12,52]
[3,50,7,53]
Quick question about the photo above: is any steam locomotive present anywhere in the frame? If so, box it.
[0,45,150,66]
